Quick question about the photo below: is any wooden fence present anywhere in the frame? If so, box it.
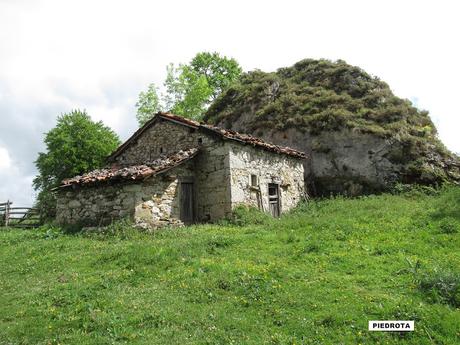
[0,201,42,228]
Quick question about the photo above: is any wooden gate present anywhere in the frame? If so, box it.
[180,183,194,224]
[0,201,41,228]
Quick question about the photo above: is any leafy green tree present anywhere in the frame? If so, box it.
[33,110,120,219]
[136,83,162,126]
[163,63,213,120]
[189,52,243,101]
[135,52,242,124]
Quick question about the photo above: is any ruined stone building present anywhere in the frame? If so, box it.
[56,113,306,228]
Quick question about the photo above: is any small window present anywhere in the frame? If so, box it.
[198,137,203,145]
[250,174,258,187]
[160,147,164,154]
[268,184,278,196]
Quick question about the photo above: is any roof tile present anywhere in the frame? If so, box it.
[61,147,198,188]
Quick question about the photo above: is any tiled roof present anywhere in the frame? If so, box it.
[199,123,305,158]
[107,112,306,161]
[60,148,198,188]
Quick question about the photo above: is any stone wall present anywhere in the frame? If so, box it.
[132,164,195,228]
[110,117,234,222]
[113,119,214,165]
[56,163,195,228]
[194,142,232,221]
[56,184,133,226]
[227,142,305,214]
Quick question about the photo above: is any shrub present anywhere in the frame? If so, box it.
[417,268,460,307]
[82,218,140,240]
[391,183,439,196]
[227,205,270,226]
[61,218,139,240]
[438,218,459,234]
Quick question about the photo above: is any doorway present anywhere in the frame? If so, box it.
[180,182,194,224]
[268,183,280,217]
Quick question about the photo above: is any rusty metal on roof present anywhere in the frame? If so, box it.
[60,148,199,188]
[107,112,306,161]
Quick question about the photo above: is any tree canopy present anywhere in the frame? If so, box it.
[33,110,120,218]
[189,52,243,102]
[135,52,242,126]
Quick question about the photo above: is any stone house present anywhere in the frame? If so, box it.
[56,113,306,228]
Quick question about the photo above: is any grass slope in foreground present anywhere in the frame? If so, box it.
[0,187,459,345]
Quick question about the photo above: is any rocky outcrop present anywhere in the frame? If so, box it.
[220,123,459,196]
[205,59,460,196]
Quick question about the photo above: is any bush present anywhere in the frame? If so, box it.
[81,218,141,240]
[417,268,460,307]
[226,205,270,226]
[438,218,459,234]
[391,183,440,197]
[61,218,140,240]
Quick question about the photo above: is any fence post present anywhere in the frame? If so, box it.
[5,200,10,227]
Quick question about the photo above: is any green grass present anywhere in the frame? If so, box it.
[1,187,459,344]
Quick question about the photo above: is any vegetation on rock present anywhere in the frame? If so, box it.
[206,59,435,137]
[205,59,459,191]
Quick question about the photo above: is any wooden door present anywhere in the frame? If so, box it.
[268,183,280,217]
[180,182,194,224]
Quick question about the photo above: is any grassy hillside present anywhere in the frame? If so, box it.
[1,186,459,344]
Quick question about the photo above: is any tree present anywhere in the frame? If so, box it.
[135,52,242,125]
[33,110,120,219]
[136,83,162,126]
[189,52,242,102]
[163,63,213,120]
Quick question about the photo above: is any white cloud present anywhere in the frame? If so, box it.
[0,0,459,206]
[0,169,35,206]
[0,147,12,169]
[0,146,35,206]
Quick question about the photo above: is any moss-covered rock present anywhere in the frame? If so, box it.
[205,59,459,195]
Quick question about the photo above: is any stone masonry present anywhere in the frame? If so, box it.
[228,142,305,212]
[56,113,306,228]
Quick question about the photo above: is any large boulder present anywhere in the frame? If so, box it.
[205,59,459,196]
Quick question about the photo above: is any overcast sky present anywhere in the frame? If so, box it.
[1,0,459,206]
